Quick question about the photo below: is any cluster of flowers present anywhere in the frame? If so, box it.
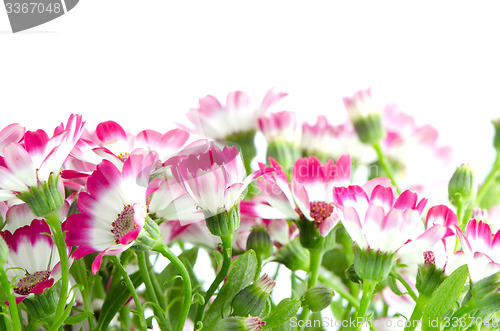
[1,87,500,331]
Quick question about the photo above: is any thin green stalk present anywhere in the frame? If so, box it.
[477,152,500,207]
[318,275,360,309]
[353,280,377,331]
[137,251,169,331]
[0,268,22,330]
[194,234,232,325]
[392,273,418,302]
[372,143,401,194]
[298,248,324,331]
[404,294,429,331]
[109,256,147,330]
[81,279,96,331]
[154,242,193,331]
[45,212,70,331]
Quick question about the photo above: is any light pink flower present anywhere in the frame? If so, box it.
[1,219,65,303]
[457,219,500,283]
[182,89,287,139]
[343,87,379,121]
[258,111,298,144]
[64,151,158,274]
[333,181,448,255]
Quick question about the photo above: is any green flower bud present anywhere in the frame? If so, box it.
[205,204,240,237]
[18,173,64,218]
[274,238,310,271]
[246,226,273,260]
[352,113,384,145]
[303,286,334,312]
[132,216,162,251]
[415,253,446,298]
[354,243,394,282]
[448,163,475,205]
[472,271,500,315]
[231,274,275,317]
[0,236,8,266]
[216,316,266,331]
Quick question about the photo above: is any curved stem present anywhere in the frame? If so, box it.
[392,273,418,302]
[137,251,169,331]
[109,256,147,331]
[372,143,401,194]
[477,152,500,207]
[44,212,70,330]
[0,268,22,330]
[195,234,232,325]
[154,242,193,331]
[353,280,377,331]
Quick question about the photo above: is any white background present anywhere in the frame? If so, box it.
[1,1,499,185]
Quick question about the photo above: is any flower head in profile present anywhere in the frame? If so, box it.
[0,114,84,202]
[1,219,65,303]
[333,180,448,256]
[258,111,298,144]
[182,89,287,140]
[64,151,158,274]
[168,141,268,218]
[343,88,384,144]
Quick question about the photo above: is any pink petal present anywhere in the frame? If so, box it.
[260,88,288,111]
[425,205,458,228]
[92,253,104,275]
[96,121,127,144]
[393,190,417,210]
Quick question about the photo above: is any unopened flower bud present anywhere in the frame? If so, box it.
[354,243,394,282]
[0,235,8,266]
[231,274,275,317]
[132,216,162,251]
[18,173,64,218]
[216,316,266,331]
[274,238,310,271]
[472,271,500,315]
[448,164,475,204]
[246,226,273,260]
[303,286,334,312]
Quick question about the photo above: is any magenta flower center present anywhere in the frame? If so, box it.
[111,204,137,244]
[14,270,50,295]
[423,250,435,265]
[309,201,335,225]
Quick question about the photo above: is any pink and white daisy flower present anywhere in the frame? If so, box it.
[1,219,65,303]
[0,114,84,201]
[343,87,380,122]
[457,219,500,283]
[182,88,287,140]
[1,201,70,233]
[168,142,269,218]
[333,181,448,256]
[258,111,299,144]
[64,151,158,274]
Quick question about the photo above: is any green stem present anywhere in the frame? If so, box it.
[118,304,131,331]
[404,294,429,331]
[392,273,418,302]
[353,280,377,331]
[81,279,96,331]
[44,212,70,330]
[109,256,147,331]
[195,234,232,325]
[477,152,500,207]
[372,143,401,194]
[298,248,324,331]
[137,251,169,331]
[0,268,22,330]
[318,275,360,309]
[154,242,193,331]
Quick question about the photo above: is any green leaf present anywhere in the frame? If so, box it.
[202,250,258,330]
[64,312,94,325]
[263,298,301,330]
[96,270,143,331]
[422,265,469,331]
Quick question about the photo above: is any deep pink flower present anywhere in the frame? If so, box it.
[65,151,158,274]
[0,114,84,201]
[333,181,448,255]
[1,219,65,303]
[182,89,287,139]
